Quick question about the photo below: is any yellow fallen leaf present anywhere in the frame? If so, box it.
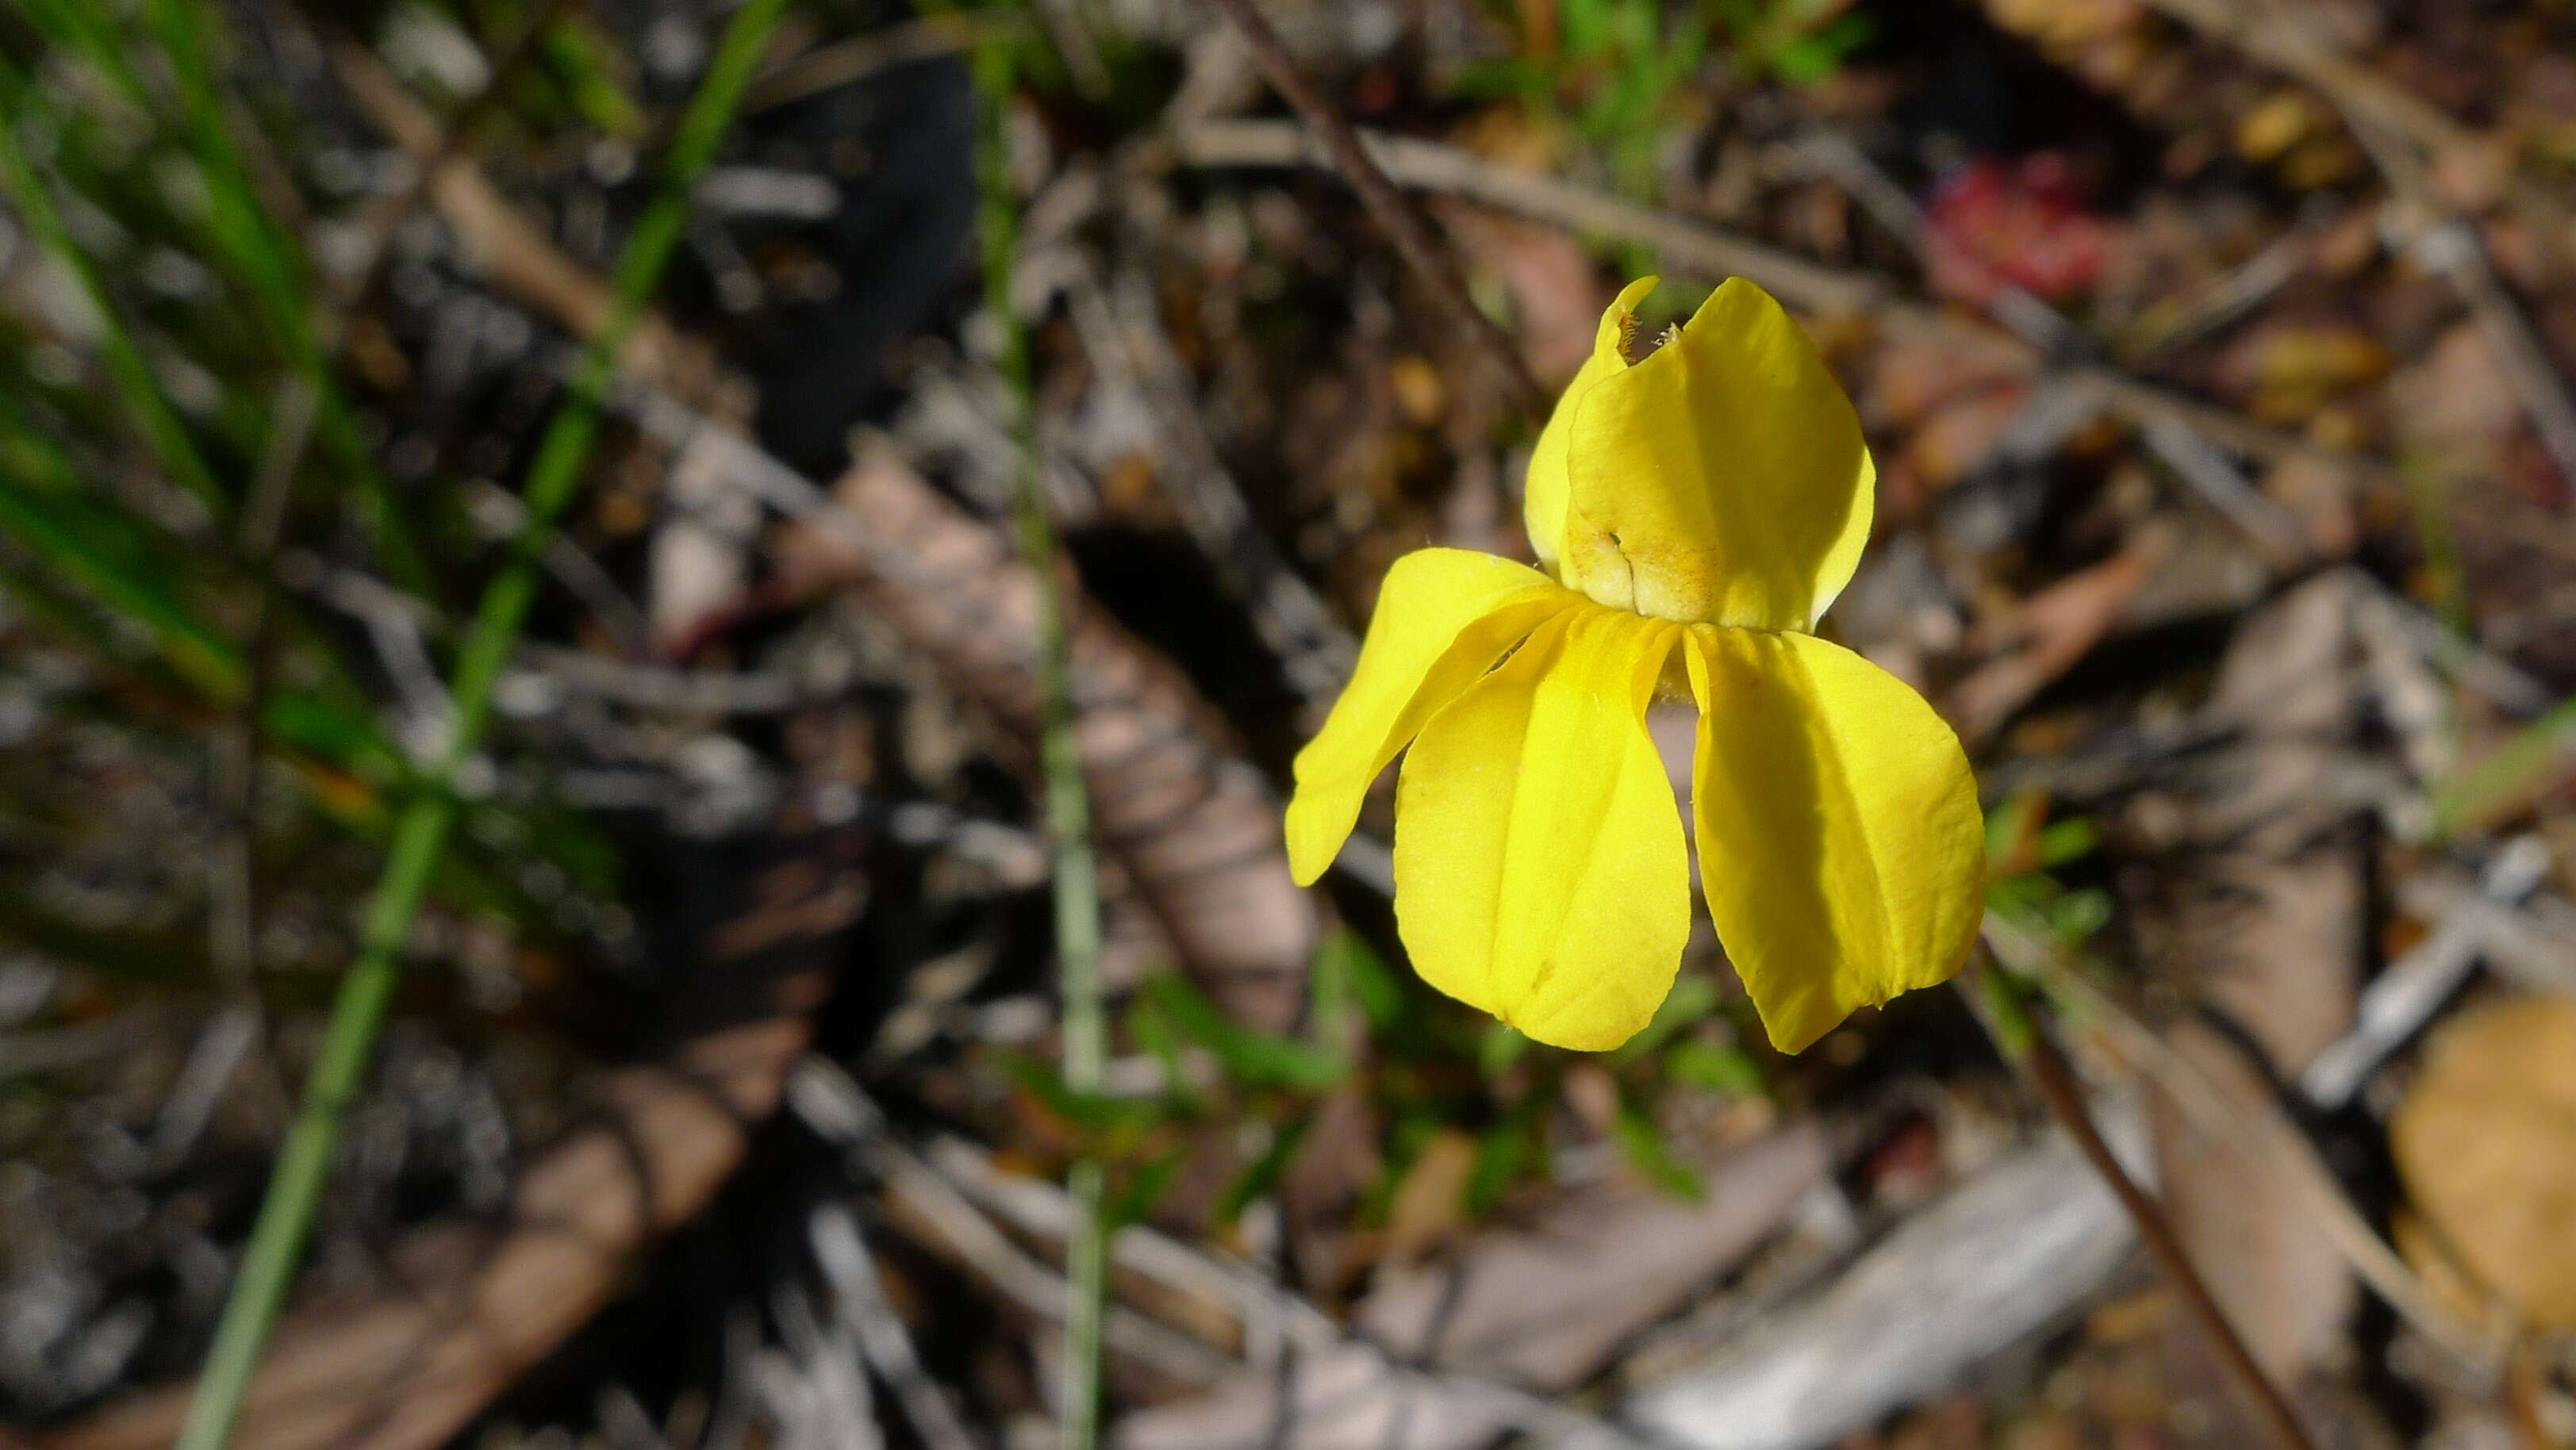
[2237,91,2319,163]
[2391,997,2576,1329]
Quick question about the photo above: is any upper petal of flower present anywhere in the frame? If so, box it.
[1683,624,1984,1053]
[1558,278,1875,631]
[1524,275,1661,571]
[1284,548,1575,884]
[1392,604,1687,1051]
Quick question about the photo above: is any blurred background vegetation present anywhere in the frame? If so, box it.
[6,1,2576,1448]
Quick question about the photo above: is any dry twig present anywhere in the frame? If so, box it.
[1971,961,2324,1450]
[1207,0,1549,423]
[1983,914,2500,1371]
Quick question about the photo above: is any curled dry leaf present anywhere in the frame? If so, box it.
[2390,996,2576,1330]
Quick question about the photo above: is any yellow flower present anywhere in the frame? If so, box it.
[1284,277,1984,1054]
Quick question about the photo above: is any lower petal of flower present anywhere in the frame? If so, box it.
[1284,548,1573,884]
[1683,624,1985,1053]
[1392,605,1687,1051]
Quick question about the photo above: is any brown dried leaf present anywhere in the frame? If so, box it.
[1944,537,2163,744]
[1379,1130,1480,1265]
[2148,1024,2358,1379]
[2141,575,2366,1383]
[1900,382,2033,491]
[2390,322,2520,462]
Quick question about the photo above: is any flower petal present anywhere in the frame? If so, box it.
[1683,625,1984,1053]
[1563,278,1874,631]
[1524,276,1662,570]
[1285,548,1575,884]
[1392,605,1687,1051]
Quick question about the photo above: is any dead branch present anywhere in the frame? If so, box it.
[1626,1125,2138,1450]
[1115,1126,1830,1450]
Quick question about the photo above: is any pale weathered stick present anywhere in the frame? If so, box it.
[1626,1130,2137,1450]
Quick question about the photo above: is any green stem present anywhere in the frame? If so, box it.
[972,32,1110,1448]
[171,4,792,1444]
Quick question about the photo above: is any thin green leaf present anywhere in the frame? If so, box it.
[1106,1147,1187,1231]
[2432,693,2576,837]
[1316,926,1408,1037]
[0,56,228,513]
[1214,1114,1312,1226]
[1140,972,1348,1091]
[1614,1103,1703,1201]
[174,4,794,1443]
[0,465,241,697]
[1612,972,1721,1065]
[1465,1102,1546,1216]
[1665,1040,1766,1097]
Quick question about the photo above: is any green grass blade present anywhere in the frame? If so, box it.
[973,33,1112,1450]
[2431,692,2576,838]
[140,0,440,591]
[171,4,794,1444]
[0,468,243,697]
[17,0,155,106]
[0,57,229,513]
[138,0,308,319]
